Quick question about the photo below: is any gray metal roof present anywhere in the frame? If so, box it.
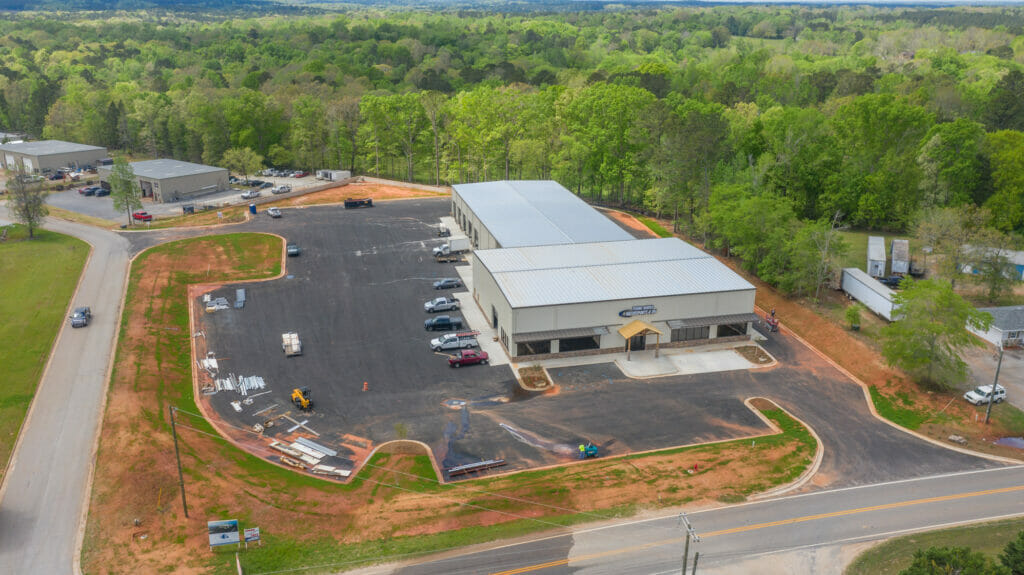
[868,236,886,262]
[127,159,227,180]
[475,237,708,273]
[667,313,761,329]
[977,306,1024,331]
[481,238,755,309]
[514,326,610,342]
[891,239,909,262]
[453,180,634,248]
[0,139,105,156]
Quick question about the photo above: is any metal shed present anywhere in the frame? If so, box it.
[891,239,910,275]
[867,236,887,277]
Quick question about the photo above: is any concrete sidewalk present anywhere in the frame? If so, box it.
[524,341,775,380]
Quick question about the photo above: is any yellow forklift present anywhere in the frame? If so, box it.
[290,387,313,411]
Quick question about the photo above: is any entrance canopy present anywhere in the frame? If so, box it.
[618,319,664,340]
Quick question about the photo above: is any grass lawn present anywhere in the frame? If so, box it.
[845,517,1024,575]
[0,224,89,481]
[837,230,915,273]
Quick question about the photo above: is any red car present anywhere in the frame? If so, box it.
[448,349,489,368]
[132,210,153,222]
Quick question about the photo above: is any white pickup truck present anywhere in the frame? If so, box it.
[431,332,478,352]
[282,332,302,356]
[424,296,460,313]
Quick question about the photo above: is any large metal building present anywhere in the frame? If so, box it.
[98,159,228,203]
[451,180,634,249]
[0,140,107,173]
[455,181,759,359]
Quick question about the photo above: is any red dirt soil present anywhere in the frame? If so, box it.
[83,230,813,573]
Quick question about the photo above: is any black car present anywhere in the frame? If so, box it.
[94,188,110,197]
[286,243,301,256]
[433,278,462,290]
[878,275,904,289]
[424,315,464,331]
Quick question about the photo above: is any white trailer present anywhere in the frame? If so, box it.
[282,332,303,356]
[842,268,897,321]
[316,169,351,182]
[891,239,910,275]
[867,236,886,277]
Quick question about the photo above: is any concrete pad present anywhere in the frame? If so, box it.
[669,348,757,375]
[530,344,771,381]
[614,354,678,378]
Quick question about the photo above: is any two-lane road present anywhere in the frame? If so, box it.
[389,466,1024,575]
[0,213,130,574]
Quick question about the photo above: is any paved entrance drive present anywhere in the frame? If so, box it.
[190,198,999,486]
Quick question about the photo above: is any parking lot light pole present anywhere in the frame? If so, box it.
[985,346,1004,425]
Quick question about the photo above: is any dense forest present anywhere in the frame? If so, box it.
[1,6,1022,290]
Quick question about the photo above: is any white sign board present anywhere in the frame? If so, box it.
[244,527,260,543]
[207,519,240,547]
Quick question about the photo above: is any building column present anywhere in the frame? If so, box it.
[551,339,559,354]
[709,325,719,339]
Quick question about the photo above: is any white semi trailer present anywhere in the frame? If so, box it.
[841,268,897,321]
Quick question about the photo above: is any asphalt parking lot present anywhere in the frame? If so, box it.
[45,174,318,220]
[189,198,999,485]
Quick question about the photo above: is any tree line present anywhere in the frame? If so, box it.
[1,6,1023,294]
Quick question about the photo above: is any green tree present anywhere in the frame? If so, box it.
[915,118,988,209]
[1001,530,1024,575]
[984,130,1024,232]
[882,279,992,388]
[220,147,264,183]
[916,206,991,289]
[969,229,1019,303]
[845,303,863,330]
[899,546,1009,575]
[6,168,48,239]
[109,157,142,227]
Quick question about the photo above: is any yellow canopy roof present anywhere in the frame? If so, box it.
[617,319,664,339]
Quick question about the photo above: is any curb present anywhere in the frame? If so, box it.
[758,305,1023,466]
[746,397,825,500]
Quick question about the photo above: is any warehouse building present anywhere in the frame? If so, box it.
[454,181,759,359]
[451,180,634,249]
[473,238,758,358]
[98,159,228,203]
[0,140,107,173]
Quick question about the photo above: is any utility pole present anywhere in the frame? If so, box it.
[679,512,701,575]
[169,406,189,518]
[985,346,1004,425]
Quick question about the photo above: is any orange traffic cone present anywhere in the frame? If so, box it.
[362,381,369,392]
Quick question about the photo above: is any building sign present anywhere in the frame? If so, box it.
[207,519,240,547]
[619,305,657,318]
[243,527,260,543]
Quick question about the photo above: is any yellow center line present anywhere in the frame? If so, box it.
[489,484,1024,575]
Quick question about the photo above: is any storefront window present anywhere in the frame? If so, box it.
[516,340,551,356]
[671,326,710,341]
[558,336,600,352]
